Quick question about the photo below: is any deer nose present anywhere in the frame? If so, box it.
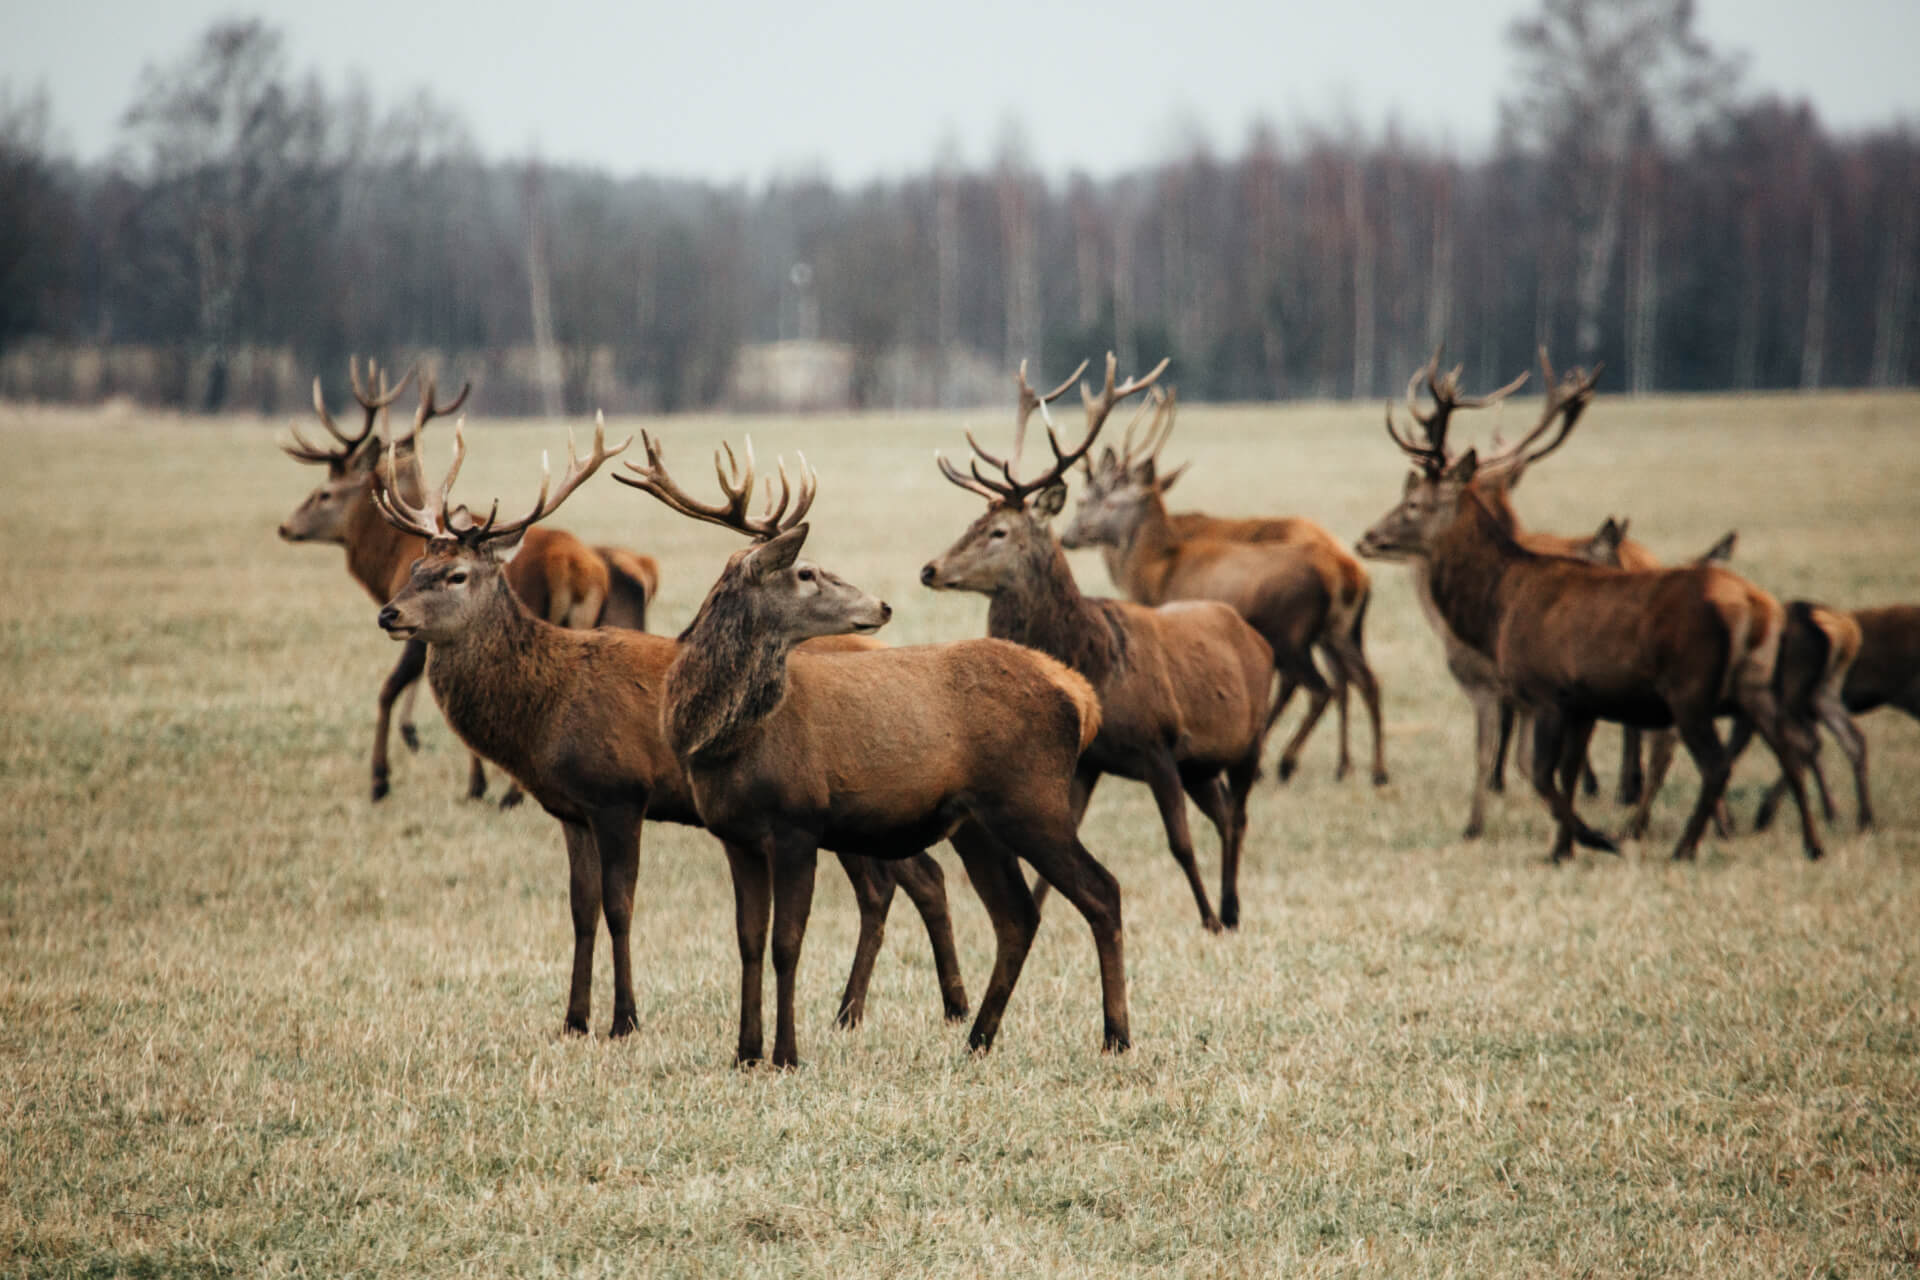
[879,602,893,623]
[377,606,400,631]
[919,563,936,586]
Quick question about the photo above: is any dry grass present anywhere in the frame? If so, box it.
[3,391,1918,1277]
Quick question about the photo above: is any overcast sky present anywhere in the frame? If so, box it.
[5,0,1918,183]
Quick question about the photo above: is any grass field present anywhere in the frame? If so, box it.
[4,389,1919,1276]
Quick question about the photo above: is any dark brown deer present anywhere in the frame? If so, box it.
[1059,387,1388,786]
[1750,601,1895,835]
[368,418,972,1042]
[922,356,1274,931]
[1359,351,1823,863]
[618,433,1129,1066]
[280,359,657,805]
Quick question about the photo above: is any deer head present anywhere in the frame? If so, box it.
[370,411,628,644]
[1057,385,1187,551]
[615,433,890,646]
[279,360,469,543]
[922,353,1166,593]
[1359,348,1598,563]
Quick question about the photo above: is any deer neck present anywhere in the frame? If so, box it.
[343,487,425,602]
[425,575,569,774]
[1115,491,1179,604]
[1425,493,1532,656]
[666,587,796,767]
[986,537,1120,686]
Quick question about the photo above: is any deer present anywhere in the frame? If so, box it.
[367,416,974,1044]
[617,432,1130,1067]
[279,359,658,806]
[921,356,1274,932]
[1358,349,1823,864]
[1059,385,1388,786]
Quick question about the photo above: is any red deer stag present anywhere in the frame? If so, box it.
[922,356,1273,931]
[280,359,657,805]
[617,433,1129,1066]
[1059,386,1387,785]
[367,417,971,1040]
[1358,353,1823,863]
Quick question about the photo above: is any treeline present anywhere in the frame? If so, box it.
[1,7,1916,413]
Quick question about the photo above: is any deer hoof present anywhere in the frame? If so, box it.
[1276,759,1298,783]
[1333,760,1351,782]
[833,1005,862,1030]
[400,724,421,753]
[371,777,390,803]
[943,995,970,1023]
[1804,843,1825,862]
[1372,769,1390,787]
[1201,915,1225,935]
[563,1015,589,1037]
[1102,1025,1131,1054]
[609,1011,637,1038]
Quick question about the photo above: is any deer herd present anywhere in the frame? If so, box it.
[279,349,1918,1065]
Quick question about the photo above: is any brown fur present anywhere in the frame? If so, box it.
[659,526,1129,1066]
[927,490,1273,932]
[375,537,972,1042]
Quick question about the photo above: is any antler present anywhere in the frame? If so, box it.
[937,352,1169,505]
[1383,347,1530,474]
[614,431,817,542]
[389,368,472,452]
[1117,385,1178,475]
[282,357,416,466]
[1478,347,1603,483]
[370,413,632,548]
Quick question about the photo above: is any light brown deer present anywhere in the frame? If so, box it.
[279,359,657,805]
[1358,352,1823,863]
[618,433,1129,1066]
[368,418,971,1041]
[1060,386,1387,785]
[922,356,1273,932]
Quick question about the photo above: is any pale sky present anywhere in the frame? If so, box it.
[4,0,1917,183]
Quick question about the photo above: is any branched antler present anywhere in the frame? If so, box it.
[389,369,472,452]
[614,432,816,542]
[282,357,416,467]
[1477,347,1603,484]
[937,352,1169,506]
[1383,347,1531,475]
[370,412,631,548]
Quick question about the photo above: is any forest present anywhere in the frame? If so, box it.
[1,2,1915,412]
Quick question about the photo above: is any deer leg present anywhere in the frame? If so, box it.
[1181,767,1241,930]
[1489,699,1515,793]
[560,821,601,1035]
[1030,765,1099,916]
[890,852,970,1021]
[1579,751,1601,797]
[1739,683,1823,860]
[1274,658,1333,783]
[1144,755,1224,933]
[832,854,896,1030]
[947,822,1042,1055]
[973,811,1130,1054]
[466,754,488,801]
[721,839,772,1066]
[1816,697,1872,829]
[1326,633,1389,785]
[1627,730,1678,840]
[1315,640,1354,781]
[590,806,643,1038]
[371,638,427,801]
[1558,719,1617,855]
[397,678,423,753]
[1668,716,1734,861]
[1464,689,1506,840]
[1616,726,1645,806]
[768,835,819,1069]
[1527,707,1617,862]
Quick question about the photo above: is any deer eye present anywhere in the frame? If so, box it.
[447,570,469,586]
[796,568,816,583]
[989,528,1008,540]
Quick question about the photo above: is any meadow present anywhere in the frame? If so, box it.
[3,388,1918,1277]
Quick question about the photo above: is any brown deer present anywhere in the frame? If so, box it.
[922,356,1274,932]
[618,433,1129,1066]
[368,418,972,1042]
[1059,386,1387,785]
[1358,351,1823,863]
[279,359,658,805]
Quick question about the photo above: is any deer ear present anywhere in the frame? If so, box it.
[1033,484,1068,522]
[492,529,528,564]
[1444,448,1478,483]
[1158,460,1189,493]
[747,523,809,577]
